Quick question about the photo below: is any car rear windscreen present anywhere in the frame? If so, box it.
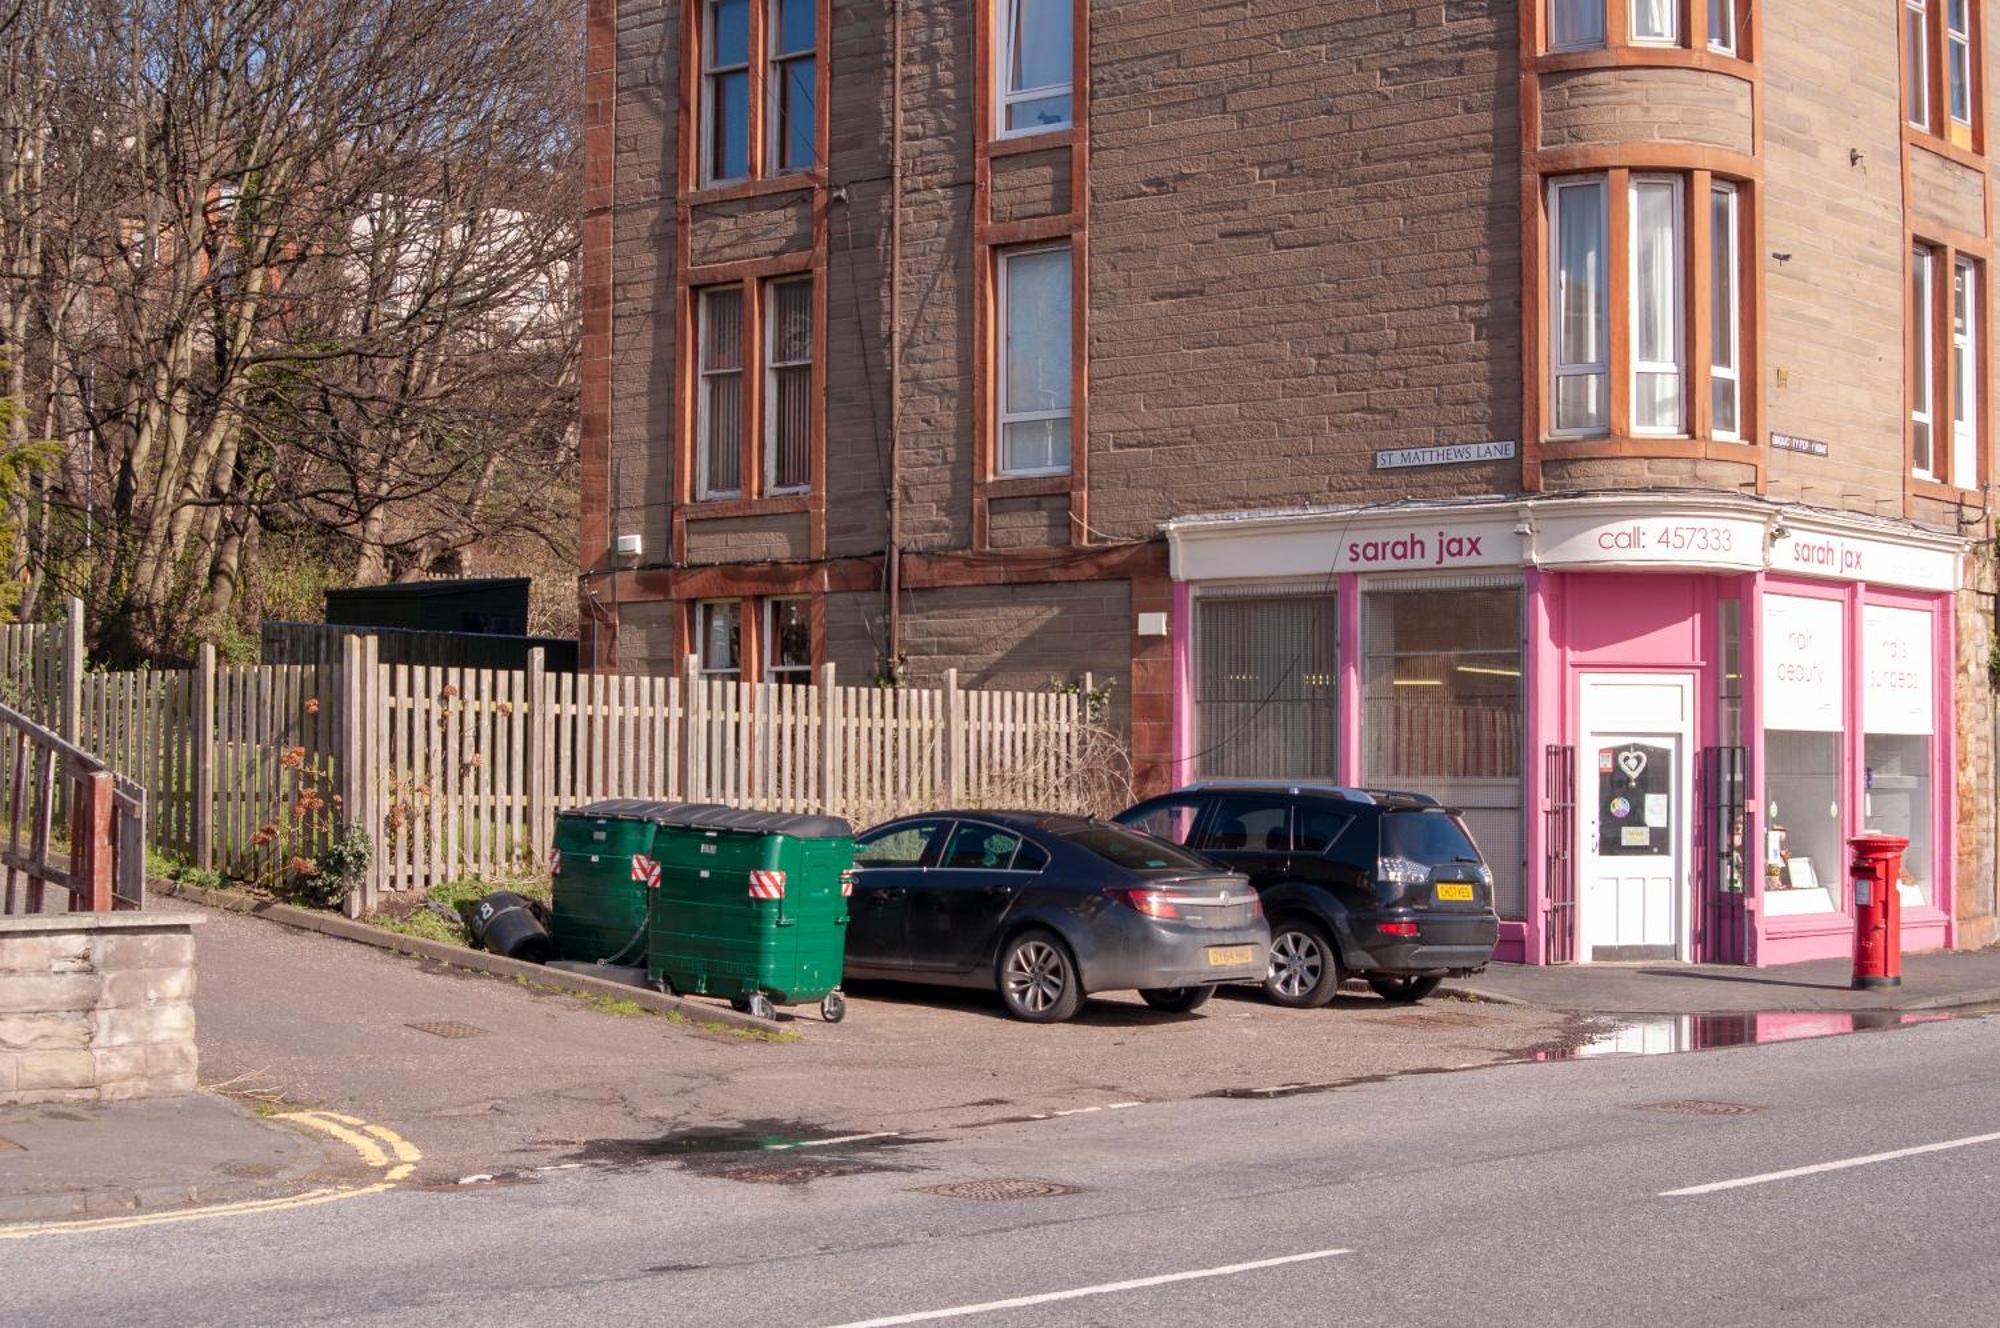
[1381,809,1482,865]
[1063,826,1213,873]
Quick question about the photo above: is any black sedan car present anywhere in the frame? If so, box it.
[842,811,1270,1023]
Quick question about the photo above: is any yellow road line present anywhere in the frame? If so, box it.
[0,1109,423,1241]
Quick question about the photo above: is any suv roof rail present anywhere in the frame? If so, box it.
[1173,780,1445,809]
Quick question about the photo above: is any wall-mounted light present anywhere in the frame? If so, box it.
[1136,611,1168,638]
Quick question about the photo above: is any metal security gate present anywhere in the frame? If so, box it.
[1542,744,1576,964]
[1697,745,1750,965]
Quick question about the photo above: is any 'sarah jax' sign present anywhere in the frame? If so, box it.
[1375,440,1516,470]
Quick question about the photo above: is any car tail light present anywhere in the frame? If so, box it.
[1377,921,1420,937]
[1106,887,1181,920]
[1376,856,1431,888]
[1247,893,1264,918]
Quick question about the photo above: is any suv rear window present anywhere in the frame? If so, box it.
[1380,809,1483,866]
[1063,826,1212,873]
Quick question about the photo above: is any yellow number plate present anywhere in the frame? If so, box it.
[1206,946,1255,967]
[1436,883,1476,902]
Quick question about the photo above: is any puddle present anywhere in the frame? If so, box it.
[1530,1008,1976,1060]
[564,1119,936,1185]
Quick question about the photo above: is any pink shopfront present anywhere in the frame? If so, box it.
[1164,495,1965,967]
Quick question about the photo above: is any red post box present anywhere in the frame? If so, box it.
[1849,833,1910,990]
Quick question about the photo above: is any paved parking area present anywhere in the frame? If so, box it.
[176,900,1579,1178]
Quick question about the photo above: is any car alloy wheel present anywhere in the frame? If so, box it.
[998,931,1083,1022]
[1269,929,1324,999]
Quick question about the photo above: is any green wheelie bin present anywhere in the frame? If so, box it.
[550,800,725,965]
[645,807,857,1022]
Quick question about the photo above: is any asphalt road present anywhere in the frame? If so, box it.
[8,1010,2000,1326]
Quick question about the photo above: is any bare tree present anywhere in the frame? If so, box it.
[0,0,579,661]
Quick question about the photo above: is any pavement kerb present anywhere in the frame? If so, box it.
[151,879,789,1036]
[1442,982,2000,1017]
[1440,982,1530,1007]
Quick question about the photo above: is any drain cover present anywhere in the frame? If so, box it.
[1638,1100,1763,1116]
[920,1178,1079,1201]
[406,1021,489,1040]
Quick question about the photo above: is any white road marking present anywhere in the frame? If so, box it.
[821,1247,1354,1327]
[1661,1129,2000,1197]
[776,1132,900,1150]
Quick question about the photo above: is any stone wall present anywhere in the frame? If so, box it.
[0,915,200,1105]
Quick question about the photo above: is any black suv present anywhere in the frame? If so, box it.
[1114,782,1499,1007]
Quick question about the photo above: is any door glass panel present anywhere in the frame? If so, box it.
[1294,806,1353,853]
[1595,742,1674,855]
[1122,797,1205,846]
[1197,797,1290,853]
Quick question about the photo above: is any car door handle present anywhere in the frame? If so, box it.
[979,885,1014,898]
[868,888,907,902]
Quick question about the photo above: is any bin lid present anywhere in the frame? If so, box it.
[570,799,853,839]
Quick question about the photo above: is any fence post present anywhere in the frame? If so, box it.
[945,668,963,805]
[359,633,383,915]
[525,647,548,860]
[818,662,838,816]
[335,633,366,918]
[683,653,705,802]
[60,596,84,745]
[194,643,217,872]
[71,768,115,912]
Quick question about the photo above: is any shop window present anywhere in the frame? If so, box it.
[1863,605,1936,905]
[697,285,745,498]
[696,599,743,679]
[764,597,813,684]
[765,277,814,493]
[1761,594,1845,916]
[1194,592,1336,781]
[997,0,1073,137]
[1362,582,1525,921]
[997,244,1072,476]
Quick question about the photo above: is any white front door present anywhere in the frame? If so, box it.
[1578,673,1693,962]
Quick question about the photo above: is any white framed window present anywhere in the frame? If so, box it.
[1709,182,1741,440]
[697,285,745,499]
[1913,245,1937,478]
[1630,174,1685,435]
[1548,0,1605,52]
[697,600,743,679]
[1953,257,1979,488]
[1948,0,1974,128]
[1549,176,1609,436]
[764,276,813,494]
[764,598,812,683]
[998,0,1073,137]
[1631,0,1677,46]
[997,243,1073,475]
[1707,0,1736,55]
[702,0,752,184]
[768,0,817,173]
[1907,0,1932,129]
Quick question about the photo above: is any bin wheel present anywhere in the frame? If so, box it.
[747,993,777,1022]
[820,991,847,1024]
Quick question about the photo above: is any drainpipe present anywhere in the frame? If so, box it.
[884,0,905,675]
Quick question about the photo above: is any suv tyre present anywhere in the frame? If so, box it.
[1263,918,1342,1009]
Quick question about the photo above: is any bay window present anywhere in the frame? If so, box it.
[1707,0,1736,56]
[1546,1,1741,54]
[1630,175,1685,434]
[997,244,1073,475]
[998,0,1073,136]
[1630,0,1676,45]
[1710,183,1741,438]
[1550,177,1608,435]
[697,285,746,498]
[1548,172,1743,442]
[1549,0,1605,52]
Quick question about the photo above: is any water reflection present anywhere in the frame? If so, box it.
[1536,1009,1963,1060]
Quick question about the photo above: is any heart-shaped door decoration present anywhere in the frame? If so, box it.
[1617,748,1649,780]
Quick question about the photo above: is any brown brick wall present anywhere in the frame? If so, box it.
[1084,0,1525,535]
[683,513,813,565]
[892,581,1134,726]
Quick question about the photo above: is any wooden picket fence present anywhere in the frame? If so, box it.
[4,608,1095,914]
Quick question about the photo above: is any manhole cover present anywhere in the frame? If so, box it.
[716,1160,865,1185]
[406,1021,489,1040]
[0,1136,21,1153]
[919,1178,1079,1201]
[1638,1100,1763,1116]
